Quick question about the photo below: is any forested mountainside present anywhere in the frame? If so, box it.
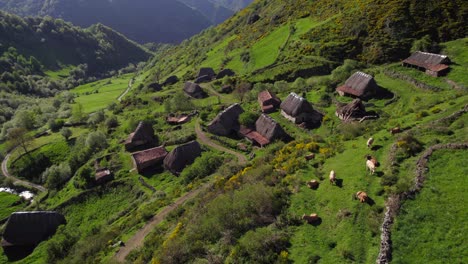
[149,0,467,82]
[179,0,234,24]
[0,0,212,44]
[0,11,150,128]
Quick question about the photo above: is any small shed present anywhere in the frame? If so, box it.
[336,72,378,99]
[2,212,66,247]
[197,67,216,79]
[208,104,244,136]
[184,82,207,99]
[335,99,367,121]
[255,114,287,142]
[402,51,451,77]
[216,69,235,79]
[95,168,114,185]
[258,90,281,113]
[280,93,322,125]
[131,146,168,173]
[125,122,155,151]
[163,75,179,86]
[163,141,202,175]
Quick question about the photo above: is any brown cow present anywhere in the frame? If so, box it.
[356,191,368,203]
[302,213,319,224]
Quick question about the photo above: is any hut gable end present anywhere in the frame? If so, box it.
[163,141,202,175]
[336,72,377,98]
[258,90,281,113]
[255,114,286,142]
[207,104,244,136]
[125,122,155,150]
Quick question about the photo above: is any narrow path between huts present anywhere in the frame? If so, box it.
[1,147,47,193]
[113,181,212,262]
[194,120,248,165]
[117,78,134,102]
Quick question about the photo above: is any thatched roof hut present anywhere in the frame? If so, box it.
[125,122,155,151]
[255,114,287,142]
[197,67,216,79]
[195,75,212,84]
[164,141,202,175]
[132,146,168,173]
[208,104,244,136]
[184,82,207,98]
[2,212,65,247]
[336,72,378,99]
[280,93,322,125]
[258,90,281,113]
[335,99,367,121]
[163,75,179,86]
[402,51,450,77]
[216,69,235,79]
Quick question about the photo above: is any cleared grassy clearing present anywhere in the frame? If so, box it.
[391,150,468,263]
[44,66,73,80]
[0,192,25,220]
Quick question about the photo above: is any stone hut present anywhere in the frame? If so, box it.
[402,51,451,77]
[184,82,207,99]
[2,212,66,247]
[197,67,216,79]
[163,75,179,86]
[336,72,378,99]
[163,141,202,175]
[125,122,155,151]
[239,114,288,147]
[208,104,244,136]
[258,90,281,113]
[280,93,322,125]
[131,146,168,173]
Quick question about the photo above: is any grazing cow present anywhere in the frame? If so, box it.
[329,170,336,185]
[302,213,319,224]
[305,153,315,160]
[367,137,374,149]
[366,155,379,175]
[355,191,368,203]
[307,180,319,189]
[390,127,401,135]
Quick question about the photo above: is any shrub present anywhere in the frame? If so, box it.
[181,152,223,183]
[42,163,72,190]
[239,112,260,128]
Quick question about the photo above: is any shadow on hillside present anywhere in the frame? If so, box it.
[310,217,322,227]
[374,171,384,177]
[335,179,343,188]
[366,197,376,206]
[3,245,36,262]
[371,145,383,151]
[140,166,165,178]
[374,86,394,100]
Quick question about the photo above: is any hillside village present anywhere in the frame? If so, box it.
[0,0,466,263]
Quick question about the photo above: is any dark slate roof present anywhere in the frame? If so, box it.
[255,114,286,141]
[336,99,367,120]
[403,51,450,71]
[2,211,65,246]
[197,67,216,78]
[148,82,162,91]
[132,146,168,166]
[280,93,315,117]
[125,122,154,145]
[336,71,377,97]
[216,69,235,79]
[163,75,179,86]
[163,141,202,175]
[207,104,244,135]
[184,82,204,96]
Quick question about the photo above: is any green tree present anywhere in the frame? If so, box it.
[60,127,72,141]
[7,127,32,154]
[85,131,108,151]
[42,163,71,189]
[239,112,259,128]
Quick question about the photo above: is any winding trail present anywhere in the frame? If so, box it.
[194,120,248,165]
[1,148,47,193]
[114,182,211,262]
[118,78,134,102]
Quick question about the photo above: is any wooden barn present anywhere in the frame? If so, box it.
[280,93,322,126]
[402,51,451,77]
[131,146,168,173]
[163,141,202,175]
[208,104,244,136]
[184,82,207,99]
[125,122,156,151]
[2,212,65,248]
[336,71,378,99]
[258,90,281,113]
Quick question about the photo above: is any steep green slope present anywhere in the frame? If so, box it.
[0,0,212,44]
[149,0,467,82]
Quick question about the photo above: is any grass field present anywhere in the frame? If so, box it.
[73,73,133,113]
[44,66,74,80]
[0,192,25,219]
[391,150,468,263]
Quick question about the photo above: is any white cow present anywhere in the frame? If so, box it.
[367,137,374,149]
[329,170,336,184]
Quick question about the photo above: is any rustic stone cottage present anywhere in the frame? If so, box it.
[402,51,451,77]
[208,104,244,136]
[280,93,322,125]
[125,122,156,151]
[184,82,207,98]
[131,146,168,173]
[163,141,202,175]
[2,211,66,248]
[240,114,288,147]
[336,72,378,99]
[258,90,281,113]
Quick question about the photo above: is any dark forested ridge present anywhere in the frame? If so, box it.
[179,0,234,24]
[0,0,213,44]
